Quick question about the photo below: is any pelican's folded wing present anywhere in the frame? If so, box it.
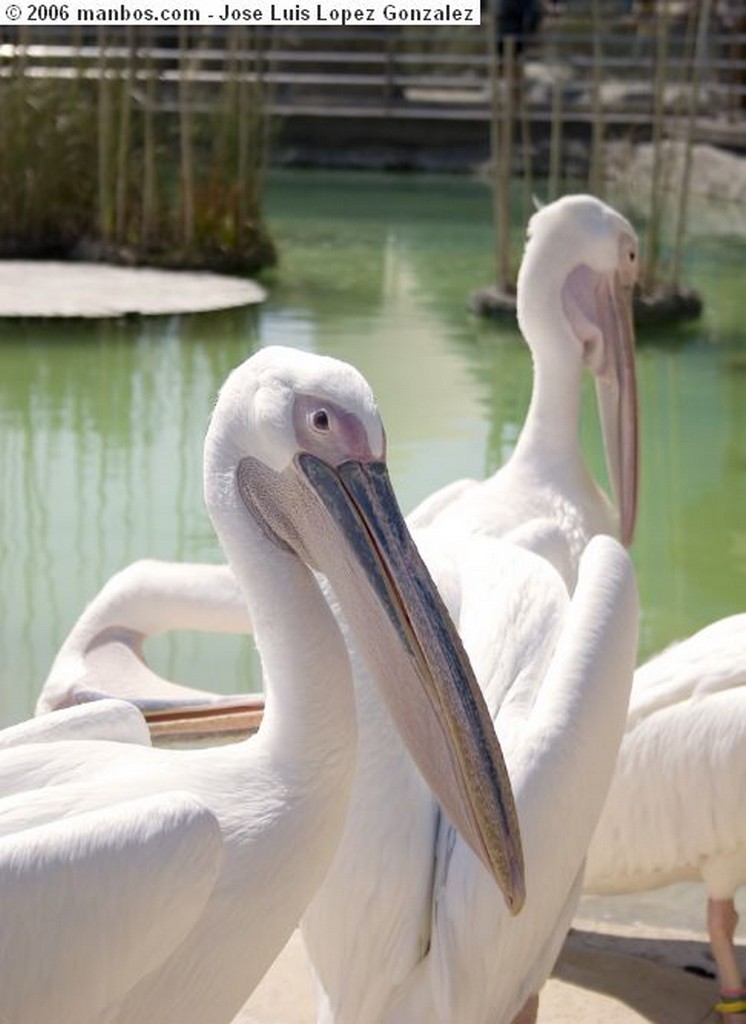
[0,792,223,1024]
[0,699,151,750]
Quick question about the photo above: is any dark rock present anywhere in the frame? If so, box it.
[633,285,703,328]
[468,283,518,320]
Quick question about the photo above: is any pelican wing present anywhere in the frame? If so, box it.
[37,560,252,716]
[385,535,638,1023]
[0,792,223,1024]
[407,477,478,531]
[0,699,151,749]
[628,613,746,727]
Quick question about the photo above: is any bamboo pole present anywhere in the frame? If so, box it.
[214,27,238,187]
[219,29,239,244]
[254,27,275,216]
[498,36,515,292]
[587,0,604,198]
[519,49,533,223]
[237,27,250,247]
[70,28,95,246]
[70,27,85,106]
[178,26,195,253]
[114,28,136,244]
[669,0,712,289]
[548,77,562,202]
[10,29,30,239]
[643,2,671,294]
[97,29,113,243]
[486,0,506,291]
[140,42,157,251]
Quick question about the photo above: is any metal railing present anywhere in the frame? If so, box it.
[1,16,744,144]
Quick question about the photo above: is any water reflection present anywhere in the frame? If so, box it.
[0,312,264,721]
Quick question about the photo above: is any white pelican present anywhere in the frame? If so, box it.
[585,613,746,1019]
[2,346,523,1024]
[302,194,641,1024]
[409,193,639,577]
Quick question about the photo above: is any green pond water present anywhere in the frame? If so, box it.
[0,170,743,931]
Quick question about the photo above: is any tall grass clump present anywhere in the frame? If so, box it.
[0,28,276,274]
[0,72,98,256]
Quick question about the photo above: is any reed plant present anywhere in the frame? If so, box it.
[0,28,276,273]
[0,58,98,256]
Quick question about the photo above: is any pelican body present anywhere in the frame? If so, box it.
[585,614,746,1010]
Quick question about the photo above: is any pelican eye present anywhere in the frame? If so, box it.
[312,408,330,432]
[617,235,638,286]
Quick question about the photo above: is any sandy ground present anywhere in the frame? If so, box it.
[0,262,266,317]
[237,924,730,1024]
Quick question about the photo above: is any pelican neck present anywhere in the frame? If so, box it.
[205,460,355,768]
[512,337,584,467]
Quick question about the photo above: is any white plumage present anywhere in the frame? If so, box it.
[37,561,251,716]
[410,194,639,576]
[585,613,746,1003]
[299,526,638,1024]
[0,789,223,1024]
[2,697,151,749]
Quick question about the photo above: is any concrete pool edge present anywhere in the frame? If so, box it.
[0,261,267,319]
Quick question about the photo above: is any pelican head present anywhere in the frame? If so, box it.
[205,346,524,912]
[517,194,639,547]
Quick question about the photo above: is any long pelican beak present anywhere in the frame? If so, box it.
[563,256,639,548]
[594,270,638,547]
[238,453,525,914]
